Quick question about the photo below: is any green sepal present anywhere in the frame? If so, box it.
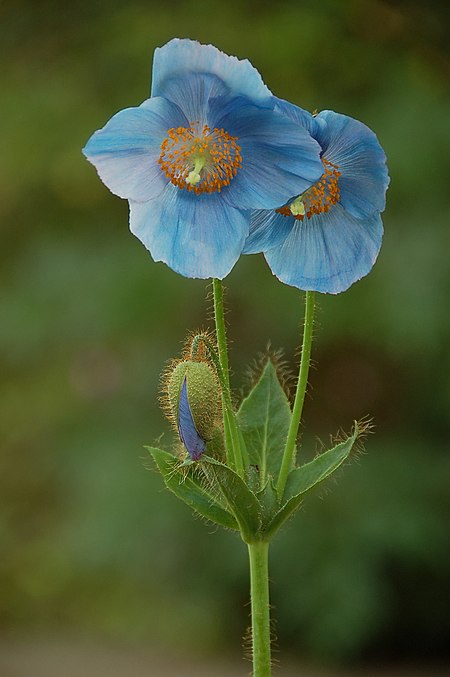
[202,456,261,542]
[264,425,360,539]
[147,447,239,531]
[237,360,291,487]
[166,360,221,442]
[205,426,226,462]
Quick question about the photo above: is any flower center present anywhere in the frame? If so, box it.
[276,157,341,221]
[158,122,242,194]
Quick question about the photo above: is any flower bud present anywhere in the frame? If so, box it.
[163,359,221,459]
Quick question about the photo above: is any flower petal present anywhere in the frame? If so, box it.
[152,38,271,103]
[83,97,187,202]
[243,209,292,254]
[207,97,323,210]
[315,110,390,219]
[152,72,230,123]
[264,205,384,294]
[129,185,249,279]
[274,96,325,138]
[178,377,206,461]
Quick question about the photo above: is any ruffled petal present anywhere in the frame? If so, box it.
[83,97,187,202]
[178,377,206,461]
[152,72,229,123]
[207,97,323,210]
[243,209,293,254]
[274,97,326,139]
[152,38,271,103]
[315,110,390,219]
[264,205,384,294]
[129,185,249,279]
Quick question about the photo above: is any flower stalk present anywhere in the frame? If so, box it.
[248,541,271,676]
[277,290,316,499]
[212,279,246,476]
[212,278,230,389]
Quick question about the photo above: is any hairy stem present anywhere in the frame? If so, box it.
[212,279,245,475]
[212,279,230,390]
[276,291,316,498]
[248,541,271,676]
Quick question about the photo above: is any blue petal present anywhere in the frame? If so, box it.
[244,209,293,254]
[264,205,384,294]
[315,110,390,219]
[274,97,326,138]
[178,377,206,461]
[129,185,249,279]
[207,97,323,210]
[152,38,271,103]
[83,97,187,202]
[152,72,230,124]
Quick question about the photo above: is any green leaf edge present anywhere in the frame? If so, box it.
[202,456,262,542]
[263,424,360,538]
[237,359,292,485]
[147,447,239,531]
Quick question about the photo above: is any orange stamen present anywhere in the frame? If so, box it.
[276,157,341,221]
[158,122,242,194]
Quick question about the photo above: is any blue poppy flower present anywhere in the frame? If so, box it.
[244,100,390,293]
[83,40,323,279]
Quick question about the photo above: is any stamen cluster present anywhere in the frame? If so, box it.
[277,157,341,221]
[158,122,242,194]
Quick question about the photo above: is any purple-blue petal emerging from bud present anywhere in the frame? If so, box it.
[161,358,221,459]
[178,377,207,460]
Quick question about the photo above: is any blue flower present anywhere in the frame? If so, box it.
[83,40,323,279]
[244,100,390,293]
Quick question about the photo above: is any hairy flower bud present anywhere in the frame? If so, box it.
[163,359,221,459]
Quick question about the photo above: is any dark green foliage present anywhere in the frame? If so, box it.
[151,365,362,544]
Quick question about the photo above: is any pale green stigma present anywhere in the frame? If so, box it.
[186,156,207,186]
[289,196,306,217]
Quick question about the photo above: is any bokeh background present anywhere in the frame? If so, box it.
[1,0,449,675]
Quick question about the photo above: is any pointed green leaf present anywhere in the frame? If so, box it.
[285,429,359,500]
[237,360,292,485]
[257,479,279,528]
[202,457,261,542]
[264,427,359,539]
[148,447,239,531]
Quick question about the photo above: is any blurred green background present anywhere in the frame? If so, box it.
[1,0,449,673]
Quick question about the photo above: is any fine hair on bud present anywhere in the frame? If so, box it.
[161,358,221,442]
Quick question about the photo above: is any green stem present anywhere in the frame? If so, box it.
[248,541,271,676]
[212,279,245,476]
[212,279,230,390]
[276,290,316,499]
